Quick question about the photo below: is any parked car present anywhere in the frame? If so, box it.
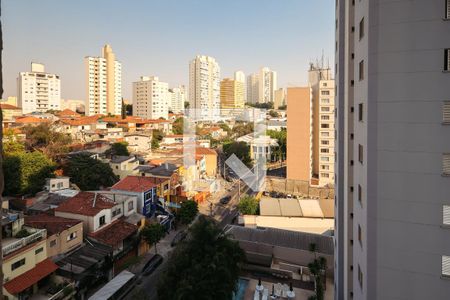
[220,195,232,205]
[142,254,163,276]
[171,230,188,247]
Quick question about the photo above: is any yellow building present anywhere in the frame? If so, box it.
[220,78,245,109]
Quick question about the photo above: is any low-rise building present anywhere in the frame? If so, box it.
[124,133,152,152]
[111,176,158,217]
[108,156,140,179]
[1,104,22,121]
[24,214,83,257]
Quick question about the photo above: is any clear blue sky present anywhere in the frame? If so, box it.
[3,0,335,100]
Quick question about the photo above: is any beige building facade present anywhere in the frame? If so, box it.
[220,78,245,109]
[85,45,122,116]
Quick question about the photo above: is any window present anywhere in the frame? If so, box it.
[50,240,57,247]
[358,103,363,121]
[99,215,106,226]
[35,247,44,255]
[446,0,450,19]
[321,173,329,178]
[321,107,330,112]
[443,102,450,123]
[443,154,450,175]
[359,60,364,80]
[359,18,365,40]
[442,256,450,277]
[321,124,330,129]
[67,232,77,241]
[321,98,330,104]
[358,225,362,245]
[358,184,362,203]
[358,144,364,163]
[443,205,450,226]
[321,149,329,153]
[321,140,330,145]
[112,207,121,217]
[128,201,134,212]
[11,258,26,271]
[358,265,363,289]
[445,49,450,71]
[321,157,330,162]
[321,90,330,96]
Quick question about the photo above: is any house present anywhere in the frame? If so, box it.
[83,127,124,143]
[124,133,152,152]
[162,134,195,145]
[2,210,61,300]
[24,214,83,257]
[56,108,80,119]
[54,192,141,272]
[1,104,22,121]
[108,155,140,179]
[13,115,49,127]
[237,134,279,162]
[111,176,158,217]
[195,147,218,177]
[198,126,227,139]
[57,115,104,141]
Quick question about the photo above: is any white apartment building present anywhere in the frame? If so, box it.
[189,55,220,119]
[17,63,61,114]
[247,67,277,104]
[85,44,122,116]
[168,86,186,114]
[335,1,450,300]
[308,64,335,186]
[133,76,169,120]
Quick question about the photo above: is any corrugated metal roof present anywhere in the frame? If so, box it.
[88,270,135,300]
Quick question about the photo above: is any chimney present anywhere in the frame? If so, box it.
[93,192,97,208]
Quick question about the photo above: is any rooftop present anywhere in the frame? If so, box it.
[111,176,158,193]
[88,219,137,247]
[55,192,115,216]
[24,214,82,236]
[110,155,137,164]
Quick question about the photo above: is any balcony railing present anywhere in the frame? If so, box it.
[2,229,47,257]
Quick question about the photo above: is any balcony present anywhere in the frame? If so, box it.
[2,228,47,257]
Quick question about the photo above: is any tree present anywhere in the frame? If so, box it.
[231,122,253,138]
[141,223,166,254]
[3,151,56,195]
[22,123,72,159]
[3,129,25,153]
[172,117,184,135]
[184,101,190,109]
[63,153,118,190]
[157,216,245,300]
[308,243,327,300]
[268,110,279,118]
[151,129,164,150]
[267,129,286,162]
[106,142,130,156]
[177,200,198,224]
[223,141,252,167]
[237,196,259,215]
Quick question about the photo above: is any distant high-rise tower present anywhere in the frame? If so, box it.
[85,44,122,116]
[189,55,220,119]
[17,63,61,114]
[168,85,186,114]
[335,2,450,300]
[220,78,245,109]
[133,76,169,120]
[234,71,247,103]
[246,73,259,104]
[258,67,277,104]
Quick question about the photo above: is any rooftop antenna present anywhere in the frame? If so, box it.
[321,49,325,69]
[93,192,97,207]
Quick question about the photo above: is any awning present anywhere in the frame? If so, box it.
[4,258,58,295]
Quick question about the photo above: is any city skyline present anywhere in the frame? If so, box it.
[2,0,334,101]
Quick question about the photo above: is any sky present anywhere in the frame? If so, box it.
[3,0,335,101]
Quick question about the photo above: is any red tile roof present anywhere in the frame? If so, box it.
[25,214,82,236]
[14,116,49,124]
[111,176,158,193]
[0,103,21,110]
[88,219,137,247]
[60,115,101,126]
[55,192,115,216]
[57,108,80,118]
[4,259,58,295]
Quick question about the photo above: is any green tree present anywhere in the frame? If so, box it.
[268,110,279,118]
[172,117,184,135]
[231,122,254,138]
[157,216,245,300]
[267,129,287,161]
[107,142,130,156]
[151,129,164,150]
[3,151,56,195]
[22,123,72,159]
[218,123,231,135]
[184,101,190,109]
[63,153,118,190]
[223,141,252,167]
[177,200,198,224]
[3,129,25,153]
[237,195,259,215]
[308,243,327,300]
[141,223,166,254]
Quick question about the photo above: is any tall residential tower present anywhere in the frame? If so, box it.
[85,44,122,116]
[189,55,220,119]
[335,1,450,300]
[17,63,61,114]
[133,76,169,120]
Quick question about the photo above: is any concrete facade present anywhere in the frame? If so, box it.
[335,1,450,300]
[17,63,61,114]
[133,76,169,120]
